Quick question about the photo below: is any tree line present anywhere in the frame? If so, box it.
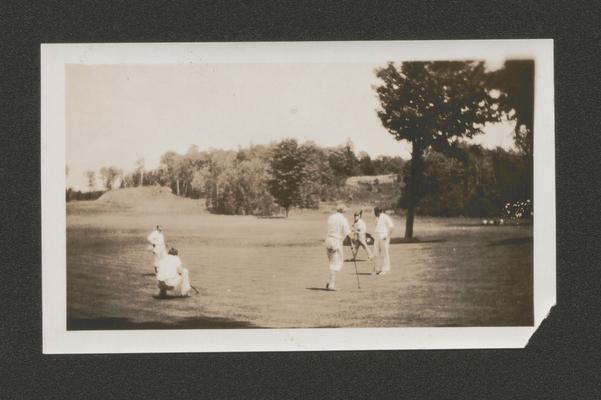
[72,140,405,215]
[397,143,530,218]
[71,137,529,222]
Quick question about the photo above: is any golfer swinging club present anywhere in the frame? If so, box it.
[147,225,167,273]
[351,209,374,262]
[325,203,355,291]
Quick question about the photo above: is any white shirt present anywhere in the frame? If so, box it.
[326,212,351,240]
[156,254,183,282]
[353,219,367,235]
[374,213,394,238]
[147,229,165,248]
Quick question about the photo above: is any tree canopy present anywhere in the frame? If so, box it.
[375,61,501,150]
[98,166,122,190]
[490,59,534,157]
[375,61,503,238]
[268,139,308,217]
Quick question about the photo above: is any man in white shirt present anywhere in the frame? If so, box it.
[156,247,192,298]
[352,210,373,261]
[373,207,394,275]
[147,225,167,273]
[324,204,354,291]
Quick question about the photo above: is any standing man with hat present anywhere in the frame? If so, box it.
[147,224,167,273]
[373,207,394,275]
[324,203,354,291]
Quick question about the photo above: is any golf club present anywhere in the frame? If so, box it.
[351,245,361,289]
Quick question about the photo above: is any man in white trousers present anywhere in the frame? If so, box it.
[147,225,167,273]
[156,247,192,298]
[325,204,355,291]
[373,207,394,275]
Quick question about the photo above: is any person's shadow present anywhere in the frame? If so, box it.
[152,294,191,300]
[389,237,446,244]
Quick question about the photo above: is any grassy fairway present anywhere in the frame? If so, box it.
[67,202,533,329]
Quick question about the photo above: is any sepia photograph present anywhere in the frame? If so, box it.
[41,40,555,352]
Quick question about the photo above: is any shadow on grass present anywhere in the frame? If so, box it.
[68,316,258,330]
[305,287,333,292]
[449,222,533,228]
[488,236,533,247]
[151,294,194,300]
[261,241,321,248]
[343,237,446,247]
[389,237,446,244]
[141,273,156,277]
[344,258,368,262]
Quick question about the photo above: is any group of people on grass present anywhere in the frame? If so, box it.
[146,204,394,297]
[147,225,192,298]
[325,204,394,291]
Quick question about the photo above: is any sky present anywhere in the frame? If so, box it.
[66,63,516,191]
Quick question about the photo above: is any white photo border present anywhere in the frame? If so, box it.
[42,40,555,353]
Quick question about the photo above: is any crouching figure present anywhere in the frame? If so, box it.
[156,247,191,298]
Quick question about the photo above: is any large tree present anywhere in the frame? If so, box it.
[268,139,304,217]
[297,142,331,208]
[374,61,501,238]
[269,139,303,217]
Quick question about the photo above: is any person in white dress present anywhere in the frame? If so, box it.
[324,204,355,291]
[156,247,192,297]
[373,207,394,275]
[351,210,373,261]
[147,225,167,273]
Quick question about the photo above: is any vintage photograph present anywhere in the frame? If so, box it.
[42,41,555,352]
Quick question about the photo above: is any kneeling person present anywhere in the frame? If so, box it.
[156,247,192,297]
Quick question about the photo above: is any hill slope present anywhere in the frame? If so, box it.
[93,186,203,213]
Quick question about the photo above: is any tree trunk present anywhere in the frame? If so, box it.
[285,206,289,218]
[139,170,144,186]
[462,158,469,213]
[405,140,422,240]
[176,178,180,196]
